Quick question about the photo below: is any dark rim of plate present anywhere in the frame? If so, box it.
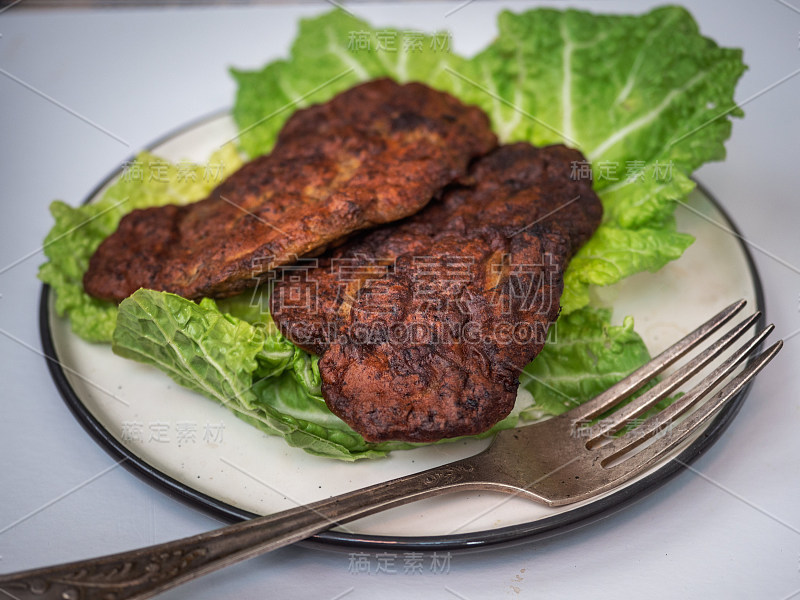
[39,109,767,552]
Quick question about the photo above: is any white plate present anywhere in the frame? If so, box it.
[41,112,763,549]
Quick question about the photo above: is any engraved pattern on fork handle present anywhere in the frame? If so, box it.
[0,458,495,600]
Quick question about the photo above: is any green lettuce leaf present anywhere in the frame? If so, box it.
[113,289,392,460]
[473,6,743,311]
[559,218,695,312]
[230,10,469,158]
[520,308,652,420]
[38,146,243,342]
[111,289,655,460]
[231,6,745,310]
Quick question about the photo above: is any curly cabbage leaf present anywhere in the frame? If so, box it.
[232,6,744,310]
[38,145,243,342]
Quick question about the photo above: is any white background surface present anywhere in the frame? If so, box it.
[1,1,799,598]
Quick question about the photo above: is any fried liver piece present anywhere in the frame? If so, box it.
[271,143,603,442]
[83,79,497,302]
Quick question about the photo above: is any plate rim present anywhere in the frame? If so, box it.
[38,109,767,551]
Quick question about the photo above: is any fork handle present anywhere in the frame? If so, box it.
[0,456,492,600]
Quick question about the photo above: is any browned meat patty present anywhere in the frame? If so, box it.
[83,79,497,302]
[271,143,603,442]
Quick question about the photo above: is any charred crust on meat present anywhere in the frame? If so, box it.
[83,79,497,302]
[273,143,602,442]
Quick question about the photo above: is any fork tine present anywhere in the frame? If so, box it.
[570,299,747,421]
[585,313,763,445]
[597,324,775,456]
[598,340,782,473]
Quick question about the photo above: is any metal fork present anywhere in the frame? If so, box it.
[0,299,781,600]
